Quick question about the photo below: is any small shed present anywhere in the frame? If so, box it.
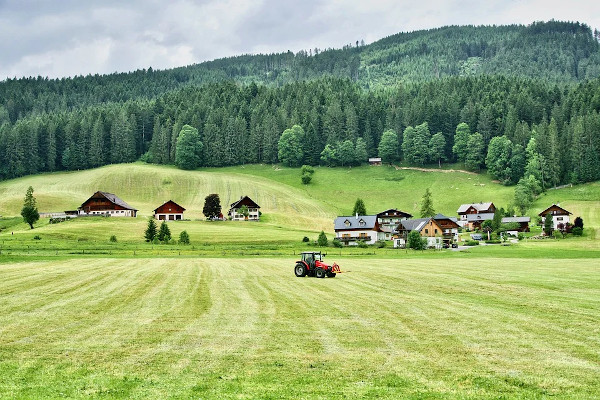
[154,200,185,221]
[368,158,382,166]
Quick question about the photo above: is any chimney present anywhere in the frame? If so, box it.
[355,212,359,219]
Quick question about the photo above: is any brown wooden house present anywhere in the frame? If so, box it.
[228,196,260,221]
[457,202,496,230]
[78,191,137,217]
[153,200,185,221]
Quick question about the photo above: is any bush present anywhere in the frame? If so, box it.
[109,235,117,242]
[572,227,583,236]
[407,230,426,250]
[332,238,343,248]
[301,173,312,184]
[33,235,41,240]
[301,165,315,175]
[465,240,479,246]
[317,231,328,247]
[553,230,563,239]
[376,240,387,248]
[302,236,310,242]
[517,233,525,241]
[357,240,368,248]
[179,230,190,245]
[485,240,501,244]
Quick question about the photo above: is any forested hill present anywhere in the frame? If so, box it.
[1,21,600,123]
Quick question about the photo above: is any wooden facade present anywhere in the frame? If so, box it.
[153,200,185,221]
[229,196,261,221]
[78,191,137,217]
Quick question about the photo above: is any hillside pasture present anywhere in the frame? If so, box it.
[1,257,599,399]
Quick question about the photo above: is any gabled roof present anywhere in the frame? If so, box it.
[502,216,530,223]
[457,202,494,214]
[334,215,377,231]
[81,191,137,211]
[230,196,260,209]
[538,204,572,216]
[377,208,413,219]
[153,200,186,213]
[398,218,431,232]
[433,213,460,228]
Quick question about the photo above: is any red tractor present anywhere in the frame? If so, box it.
[294,251,340,278]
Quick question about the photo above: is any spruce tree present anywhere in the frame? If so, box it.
[352,198,366,216]
[21,186,39,229]
[145,217,157,242]
[158,220,171,242]
[420,188,435,218]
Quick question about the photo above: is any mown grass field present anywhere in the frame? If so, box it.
[1,257,599,399]
[1,163,599,398]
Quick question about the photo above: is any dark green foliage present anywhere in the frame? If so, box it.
[407,230,426,250]
[158,220,171,242]
[332,238,343,248]
[453,123,471,164]
[301,174,312,184]
[429,132,446,167]
[544,213,553,236]
[109,235,117,243]
[465,132,485,171]
[203,194,222,219]
[302,236,310,243]
[20,186,39,229]
[179,230,190,245]
[352,198,366,216]
[574,217,584,229]
[300,164,315,185]
[465,240,480,246]
[317,231,328,247]
[420,188,435,218]
[144,217,157,242]
[378,130,399,163]
[572,226,583,236]
[376,240,387,248]
[175,125,203,170]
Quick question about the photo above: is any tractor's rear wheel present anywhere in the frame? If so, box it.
[295,263,307,277]
[327,272,336,278]
[315,268,326,278]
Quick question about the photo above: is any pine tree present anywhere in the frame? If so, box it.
[420,188,435,218]
[352,198,366,215]
[158,220,171,242]
[179,230,190,245]
[21,186,39,229]
[145,217,157,242]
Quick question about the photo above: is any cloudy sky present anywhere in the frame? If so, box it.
[1,0,599,80]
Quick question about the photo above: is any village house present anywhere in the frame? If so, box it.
[501,216,530,235]
[153,200,185,221]
[394,214,460,249]
[78,191,138,217]
[334,215,379,245]
[368,157,382,166]
[376,208,413,241]
[229,196,260,221]
[539,204,572,231]
[457,202,496,230]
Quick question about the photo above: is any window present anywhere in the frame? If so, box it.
[359,219,366,227]
[435,229,438,234]
[557,217,563,221]
[425,229,428,234]
[344,220,350,227]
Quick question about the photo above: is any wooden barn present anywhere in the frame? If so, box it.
[228,196,261,221]
[153,200,185,221]
[78,191,138,217]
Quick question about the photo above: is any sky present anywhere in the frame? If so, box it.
[0,0,599,80]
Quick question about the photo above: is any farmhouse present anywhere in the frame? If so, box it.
[153,200,185,221]
[501,216,530,234]
[539,204,572,231]
[376,208,413,241]
[229,196,260,221]
[394,214,460,248]
[334,215,379,245]
[78,191,137,217]
[457,202,496,230]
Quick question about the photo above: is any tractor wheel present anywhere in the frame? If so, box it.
[326,272,336,278]
[315,268,326,279]
[295,263,307,277]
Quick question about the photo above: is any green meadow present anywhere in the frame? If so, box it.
[1,163,599,398]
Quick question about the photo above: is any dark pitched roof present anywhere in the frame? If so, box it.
[153,200,186,213]
[398,218,431,232]
[81,191,137,211]
[230,196,260,209]
[457,202,494,214]
[377,208,413,219]
[538,204,572,216]
[334,215,377,230]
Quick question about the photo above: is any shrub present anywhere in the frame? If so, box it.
[572,227,583,236]
[357,240,368,248]
[109,235,117,242]
[407,230,426,250]
[465,240,479,246]
[517,233,525,241]
[553,230,563,239]
[376,240,387,248]
[485,240,501,244]
[302,236,310,243]
[301,173,312,184]
[317,231,328,247]
[301,165,315,175]
[33,235,41,240]
[179,230,190,245]
[332,238,343,248]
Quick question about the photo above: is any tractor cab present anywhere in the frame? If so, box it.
[300,251,324,268]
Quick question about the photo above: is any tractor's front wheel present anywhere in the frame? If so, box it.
[295,263,307,277]
[326,272,336,278]
[315,268,326,278]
